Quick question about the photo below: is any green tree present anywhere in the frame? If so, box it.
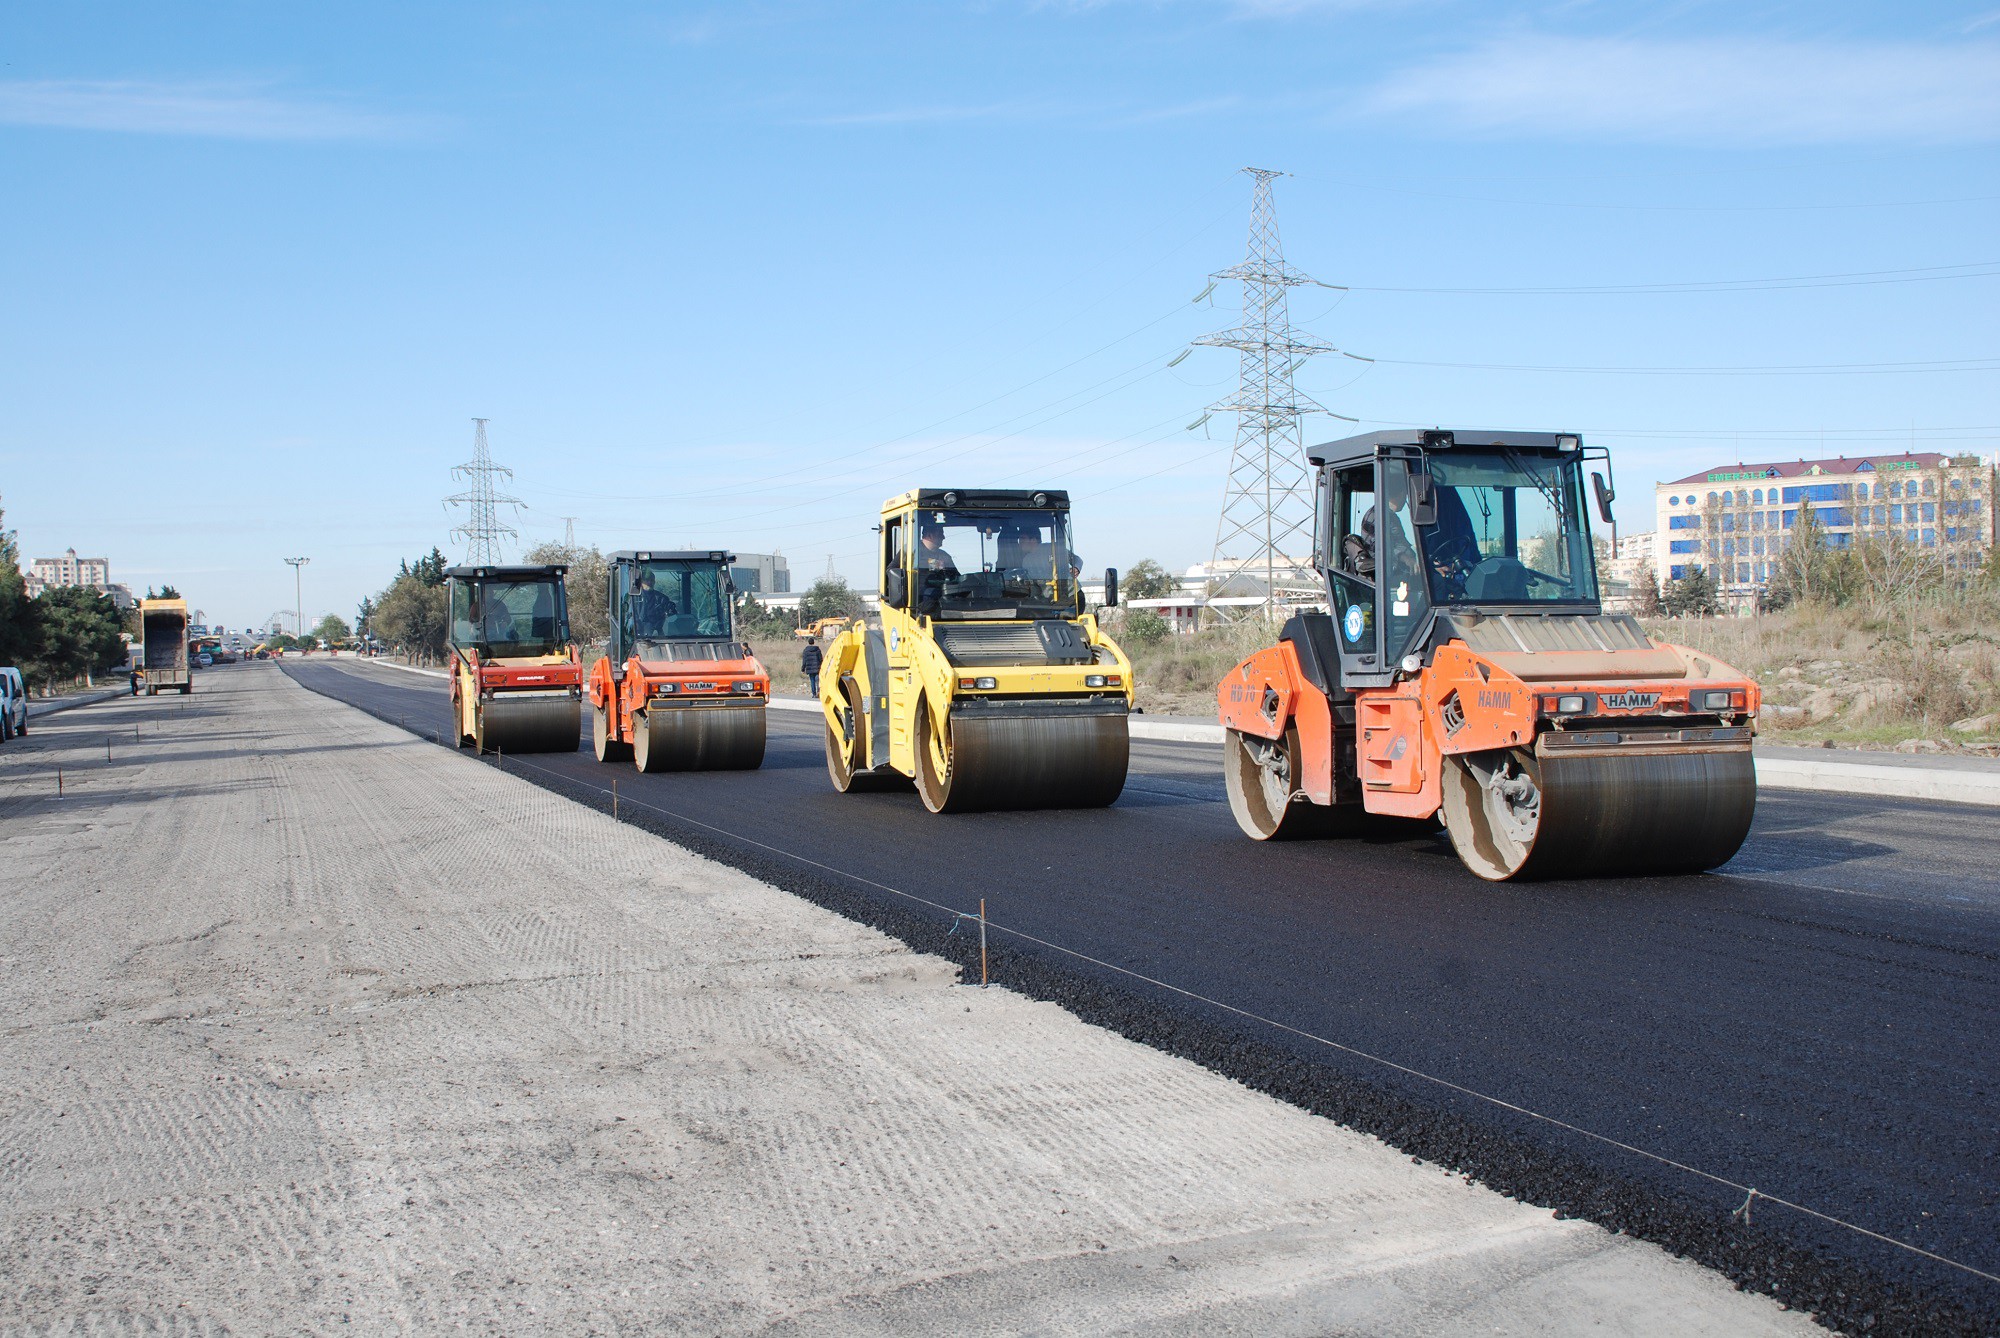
[0,496,38,669]
[799,576,866,623]
[1120,609,1169,644]
[372,572,450,664]
[521,541,609,647]
[355,595,377,641]
[1662,565,1720,618]
[1121,558,1177,601]
[735,592,795,639]
[313,614,352,645]
[146,584,182,600]
[29,586,127,690]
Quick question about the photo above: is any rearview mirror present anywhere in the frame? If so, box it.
[1408,472,1437,527]
[1103,568,1119,608]
[1592,471,1616,525]
[883,567,909,610]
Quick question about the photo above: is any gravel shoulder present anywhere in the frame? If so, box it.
[0,666,1817,1335]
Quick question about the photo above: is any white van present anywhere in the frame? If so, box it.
[0,668,24,742]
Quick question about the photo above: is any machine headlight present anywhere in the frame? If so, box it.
[1085,674,1107,687]
[732,681,754,694]
[973,677,997,690]
[655,682,677,694]
[1553,694,1587,714]
[1696,689,1732,711]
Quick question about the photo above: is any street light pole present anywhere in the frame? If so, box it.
[284,557,309,642]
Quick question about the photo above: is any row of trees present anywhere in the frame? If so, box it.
[0,499,130,692]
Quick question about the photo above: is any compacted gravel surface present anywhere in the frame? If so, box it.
[285,655,2000,1335]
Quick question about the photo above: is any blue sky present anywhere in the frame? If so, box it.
[2,1,1996,630]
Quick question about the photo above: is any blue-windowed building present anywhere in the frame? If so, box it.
[1652,451,1994,607]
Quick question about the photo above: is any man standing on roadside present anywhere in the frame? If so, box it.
[800,635,823,699]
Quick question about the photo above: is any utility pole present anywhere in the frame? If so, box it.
[445,418,523,565]
[1194,169,1341,622]
[284,557,309,639]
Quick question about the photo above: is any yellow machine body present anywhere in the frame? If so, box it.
[820,488,1133,812]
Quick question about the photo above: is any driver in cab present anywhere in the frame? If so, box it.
[918,523,958,575]
[630,568,678,638]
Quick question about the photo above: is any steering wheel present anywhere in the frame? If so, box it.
[1427,533,1479,594]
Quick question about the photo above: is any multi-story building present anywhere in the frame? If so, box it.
[1599,531,1656,612]
[25,548,111,598]
[1654,452,1993,605]
[729,551,790,595]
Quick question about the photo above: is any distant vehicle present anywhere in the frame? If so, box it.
[137,598,193,695]
[254,650,271,661]
[196,653,214,668]
[0,667,25,741]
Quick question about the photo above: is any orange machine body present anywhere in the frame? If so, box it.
[587,649,770,748]
[1218,637,1760,822]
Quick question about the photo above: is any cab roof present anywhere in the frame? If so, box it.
[1306,429,1582,467]
[606,550,736,564]
[883,488,1071,514]
[442,564,569,579]
[138,598,188,612]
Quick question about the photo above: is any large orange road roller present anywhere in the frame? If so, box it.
[587,550,770,772]
[1218,429,1760,881]
[446,563,583,753]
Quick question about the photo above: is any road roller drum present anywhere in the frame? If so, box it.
[633,703,766,773]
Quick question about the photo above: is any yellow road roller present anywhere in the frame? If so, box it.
[820,488,1133,812]
[445,563,583,753]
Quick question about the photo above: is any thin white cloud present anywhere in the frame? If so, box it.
[1361,35,2000,145]
[800,94,1245,127]
[0,80,433,141]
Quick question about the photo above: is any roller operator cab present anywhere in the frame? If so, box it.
[821,488,1133,812]
[587,551,770,772]
[1218,430,1760,881]
[445,564,583,754]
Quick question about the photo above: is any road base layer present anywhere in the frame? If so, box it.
[0,668,1816,1335]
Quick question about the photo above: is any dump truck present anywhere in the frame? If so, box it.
[137,598,192,696]
[1217,429,1759,881]
[588,550,770,771]
[445,564,582,753]
[821,488,1132,811]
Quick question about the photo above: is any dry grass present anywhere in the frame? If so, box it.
[1645,588,2000,751]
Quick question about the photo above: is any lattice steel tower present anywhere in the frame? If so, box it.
[446,418,523,566]
[1196,169,1335,620]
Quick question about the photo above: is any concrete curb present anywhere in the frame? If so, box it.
[26,686,131,720]
[355,658,448,680]
[1754,756,2000,807]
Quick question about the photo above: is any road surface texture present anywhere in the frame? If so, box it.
[0,667,1830,1335]
[281,656,2000,1335]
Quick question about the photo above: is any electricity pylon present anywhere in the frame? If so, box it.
[1195,169,1337,621]
[446,418,522,565]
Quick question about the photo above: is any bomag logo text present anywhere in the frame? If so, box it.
[1476,689,1512,710]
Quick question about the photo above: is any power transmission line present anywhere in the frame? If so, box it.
[1195,168,1336,622]
[445,418,522,566]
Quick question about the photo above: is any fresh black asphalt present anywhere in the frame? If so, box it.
[283,658,2000,1336]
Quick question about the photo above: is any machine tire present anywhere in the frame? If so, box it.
[1223,726,1349,840]
[593,703,632,763]
[1441,745,1756,882]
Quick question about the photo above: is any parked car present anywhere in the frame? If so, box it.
[0,667,25,742]
[196,653,214,668]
